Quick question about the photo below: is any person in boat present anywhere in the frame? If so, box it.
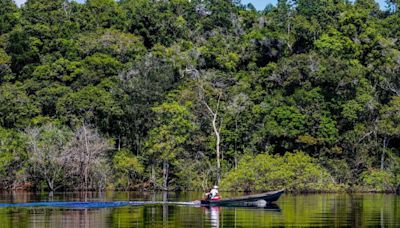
[206,185,220,200]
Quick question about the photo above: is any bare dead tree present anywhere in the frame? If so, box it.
[206,93,222,184]
[67,124,111,190]
[25,124,72,192]
[382,78,400,96]
[197,75,224,185]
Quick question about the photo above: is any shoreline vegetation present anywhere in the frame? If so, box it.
[0,0,399,193]
[0,188,398,194]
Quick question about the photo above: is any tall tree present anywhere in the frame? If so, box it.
[378,96,400,170]
[0,0,18,35]
[196,71,230,185]
[145,101,197,190]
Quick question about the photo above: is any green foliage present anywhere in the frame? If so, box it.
[0,48,12,81]
[0,0,18,34]
[221,152,342,192]
[32,58,82,83]
[144,101,198,189]
[76,29,145,62]
[80,53,122,85]
[113,149,144,190]
[324,158,352,184]
[379,96,400,136]
[56,80,123,128]
[0,0,398,192]
[265,106,306,138]
[0,82,40,128]
[360,169,397,192]
[35,83,72,116]
[316,116,338,144]
[0,127,27,188]
[86,0,125,29]
[341,100,363,122]
[6,28,40,76]
[315,28,361,58]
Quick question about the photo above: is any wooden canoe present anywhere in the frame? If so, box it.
[200,189,284,206]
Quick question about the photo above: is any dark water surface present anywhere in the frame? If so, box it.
[0,191,398,227]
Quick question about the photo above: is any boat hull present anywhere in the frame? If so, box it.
[200,189,284,206]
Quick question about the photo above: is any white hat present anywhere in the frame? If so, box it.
[213,185,218,189]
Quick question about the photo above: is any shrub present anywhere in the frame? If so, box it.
[221,151,341,192]
[359,169,397,192]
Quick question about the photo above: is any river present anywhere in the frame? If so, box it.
[0,191,398,227]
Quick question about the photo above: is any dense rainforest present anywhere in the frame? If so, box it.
[0,0,399,192]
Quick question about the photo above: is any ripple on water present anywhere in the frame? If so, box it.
[0,192,398,227]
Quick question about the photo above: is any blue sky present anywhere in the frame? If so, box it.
[15,0,84,6]
[15,0,388,10]
[241,0,276,9]
[242,0,388,10]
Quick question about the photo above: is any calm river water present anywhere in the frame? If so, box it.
[0,191,398,227]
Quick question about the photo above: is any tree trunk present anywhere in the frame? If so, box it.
[199,85,223,185]
[163,161,169,190]
[234,118,238,169]
[117,135,121,151]
[83,125,90,190]
[151,164,155,187]
[212,114,221,185]
[84,166,89,190]
[47,178,54,192]
[136,134,140,156]
[381,137,389,170]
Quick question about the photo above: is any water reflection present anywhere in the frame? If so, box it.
[203,204,282,228]
[261,203,281,212]
[0,192,398,227]
[204,206,220,228]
